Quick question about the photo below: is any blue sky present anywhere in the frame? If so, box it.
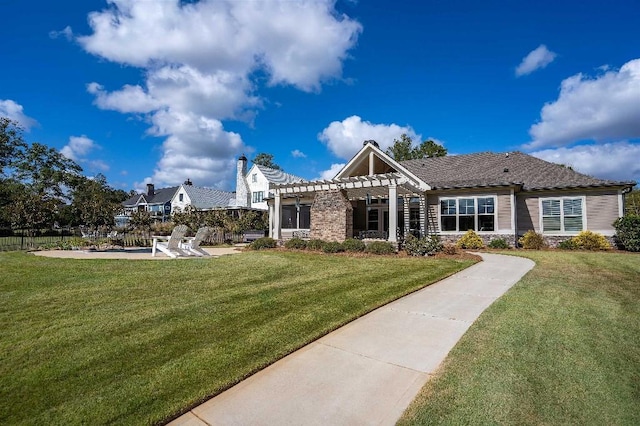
[1,0,639,192]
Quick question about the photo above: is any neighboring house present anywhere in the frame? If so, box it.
[266,141,635,247]
[116,183,178,226]
[171,180,236,213]
[233,155,303,210]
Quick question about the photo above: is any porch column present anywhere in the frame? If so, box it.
[403,195,411,236]
[388,184,397,242]
[273,191,282,240]
[268,203,274,238]
[419,194,426,237]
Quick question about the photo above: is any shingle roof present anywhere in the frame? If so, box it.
[183,185,235,209]
[256,164,304,184]
[400,152,635,191]
[123,186,178,206]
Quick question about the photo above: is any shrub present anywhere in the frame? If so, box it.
[488,238,509,249]
[572,230,611,250]
[613,214,640,252]
[322,241,344,253]
[250,237,277,250]
[306,239,325,251]
[404,234,443,256]
[558,238,578,250]
[518,230,547,249]
[341,238,366,252]
[284,238,307,250]
[456,230,484,249]
[441,243,459,255]
[365,241,396,255]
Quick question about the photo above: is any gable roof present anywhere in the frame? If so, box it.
[255,164,304,184]
[182,185,235,209]
[123,186,178,206]
[400,152,635,191]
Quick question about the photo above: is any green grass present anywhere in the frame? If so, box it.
[0,251,475,425]
[399,251,640,425]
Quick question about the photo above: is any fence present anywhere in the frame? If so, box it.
[0,229,264,252]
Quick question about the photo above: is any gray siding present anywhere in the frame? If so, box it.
[496,190,512,232]
[586,190,620,235]
[517,194,540,234]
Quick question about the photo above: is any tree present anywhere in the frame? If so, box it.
[68,174,128,230]
[625,189,640,216]
[0,117,27,177]
[385,134,447,161]
[252,153,281,170]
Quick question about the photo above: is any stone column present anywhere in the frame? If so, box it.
[388,184,397,242]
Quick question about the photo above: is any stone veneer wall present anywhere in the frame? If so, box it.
[310,190,353,242]
[438,234,517,247]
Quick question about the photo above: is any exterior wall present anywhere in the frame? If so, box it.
[246,165,270,211]
[426,189,514,235]
[235,157,251,208]
[171,185,191,213]
[516,189,621,237]
[310,190,353,242]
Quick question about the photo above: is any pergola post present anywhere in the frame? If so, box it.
[273,192,281,240]
[403,195,411,236]
[388,184,397,242]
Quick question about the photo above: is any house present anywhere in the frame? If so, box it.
[233,154,303,210]
[116,183,178,226]
[266,141,635,247]
[171,179,236,213]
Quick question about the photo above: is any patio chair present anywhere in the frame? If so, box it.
[182,226,212,256]
[152,224,189,258]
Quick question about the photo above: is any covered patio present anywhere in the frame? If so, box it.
[268,172,430,243]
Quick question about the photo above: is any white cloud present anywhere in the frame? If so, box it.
[515,44,557,77]
[78,0,361,187]
[49,26,73,41]
[0,99,38,130]
[531,141,640,183]
[60,135,98,161]
[527,58,640,149]
[318,115,421,160]
[317,163,346,180]
[291,149,307,158]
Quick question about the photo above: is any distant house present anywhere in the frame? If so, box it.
[171,180,236,213]
[265,141,635,247]
[116,183,178,226]
[233,155,303,210]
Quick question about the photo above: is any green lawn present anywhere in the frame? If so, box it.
[0,250,474,425]
[399,251,640,425]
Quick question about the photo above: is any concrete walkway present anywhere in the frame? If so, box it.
[170,253,535,426]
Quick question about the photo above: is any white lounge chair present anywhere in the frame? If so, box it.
[182,226,212,256]
[152,224,189,258]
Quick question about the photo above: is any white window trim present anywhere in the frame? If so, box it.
[538,196,587,235]
[438,195,498,234]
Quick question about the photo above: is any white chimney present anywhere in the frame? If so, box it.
[235,155,250,207]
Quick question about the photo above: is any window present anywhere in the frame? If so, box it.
[440,196,496,232]
[281,205,310,229]
[367,209,379,230]
[541,197,583,233]
[252,191,264,203]
[179,193,184,202]
[251,173,257,183]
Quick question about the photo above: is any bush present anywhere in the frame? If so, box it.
[322,241,344,253]
[341,238,366,252]
[284,238,307,250]
[518,230,547,249]
[456,230,484,249]
[404,234,443,256]
[250,237,277,250]
[441,243,459,255]
[613,214,640,252]
[558,238,578,250]
[306,239,325,251]
[365,241,396,255]
[572,230,611,250]
[488,238,509,249]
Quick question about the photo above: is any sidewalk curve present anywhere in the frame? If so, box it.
[169,253,535,426]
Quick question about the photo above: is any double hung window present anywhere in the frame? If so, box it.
[440,196,496,232]
[252,191,264,203]
[541,197,583,233]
